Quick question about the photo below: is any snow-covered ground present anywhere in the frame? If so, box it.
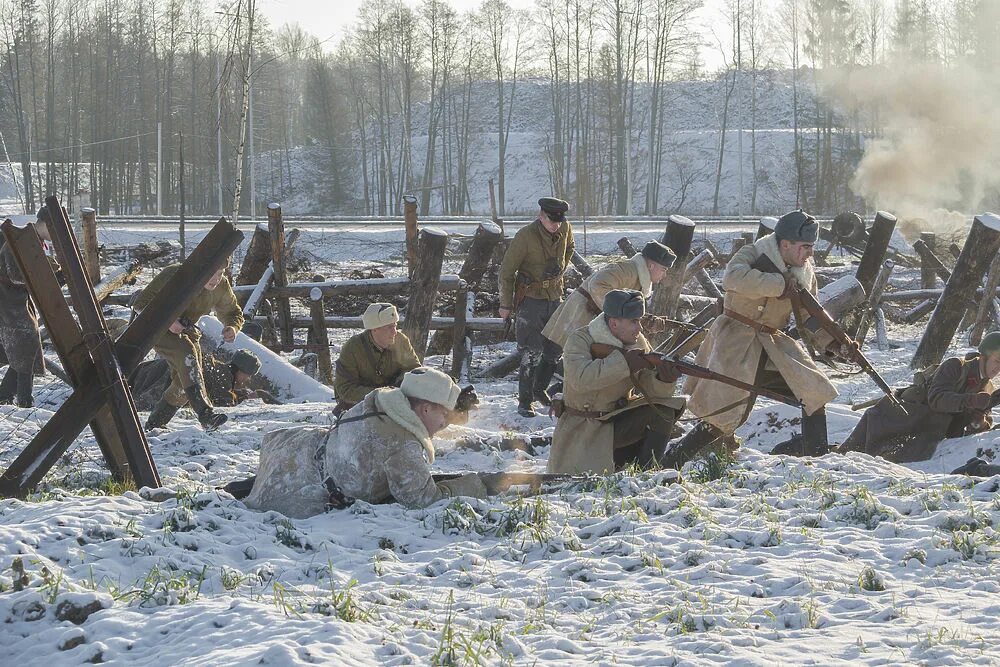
[2,225,999,665]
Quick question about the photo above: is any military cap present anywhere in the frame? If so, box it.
[774,209,819,243]
[230,350,261,376]
[362,302,399,330]
[979,331,1000,357]
[640,240,676,268]
[400,366,461,410]
[538,197,570,219]
[603,289,646,319]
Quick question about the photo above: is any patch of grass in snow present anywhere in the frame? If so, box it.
[902,548,927,565]
[841,486,895,530]
[687,446,737,484]
[857,565,886,592]
[122,562,208,607]
[432,592,511,666]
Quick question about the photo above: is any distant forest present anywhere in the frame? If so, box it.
[0,0,997,218]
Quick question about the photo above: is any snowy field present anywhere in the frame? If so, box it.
[2,225,1000,665]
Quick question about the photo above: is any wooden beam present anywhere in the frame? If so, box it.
[267,204,293,347]
[232,274,465,300]
[913,214,1000,368]
[970,253,1000,346]
[617,237,637,257]
[80,207,99,285]
[854,260,894,345]
[919,231,938,289]
[450,291,473,380]
[403,195,419,277]
[309,286,333,385]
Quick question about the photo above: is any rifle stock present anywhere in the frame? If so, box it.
[432,471,590,494]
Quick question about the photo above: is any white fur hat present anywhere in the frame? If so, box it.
[400,366,461,410]
[362,302,399,330]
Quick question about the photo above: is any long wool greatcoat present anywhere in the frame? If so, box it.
[542,253,653,348]
[547,315,685,475]
[0,242,46,374]
[244,388,486,518]
[333,330,421,406]
[841,354,995,462]
[498,220,575,307]
[685,233,837,434]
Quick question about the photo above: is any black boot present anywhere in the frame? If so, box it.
[145,397,181,430]
[772,409,829,456]
[0,368,17,404]
[635,427,671,469]
[517,353,536,417]
[532,358,558,407]
[15,372,33,408]
[220,476,257,499]
[184,385,228,431]
[660,422,724,470]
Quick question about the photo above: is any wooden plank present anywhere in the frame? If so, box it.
[80,208,99,284]
[267,204,293,347]
[309,286,333,385]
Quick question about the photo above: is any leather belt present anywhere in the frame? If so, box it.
[577,287,601,315]
[562,404,612,419]
[723,308,779,336]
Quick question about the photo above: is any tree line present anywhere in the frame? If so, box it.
[0,0,997,218]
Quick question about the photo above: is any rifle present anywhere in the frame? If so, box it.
[751,253,905,412]
[432,471,594,494]
[639,314,709,335]
[590,342,804,409]
[502,275,533,340]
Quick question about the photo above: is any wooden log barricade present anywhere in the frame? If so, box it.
[309,285,334,385]
[403,195,420,278]
[450,291,474,380]
[240,228,301,317]
[237,223,273,286]
[93,258,143,303]
[970,253,1000,346]
[0,200,244,497]
[617,237,637,257]
[232,275,464,300]
[912,214,1000,369]
[846,211,896,336]
[402,227,449,359]
[919,232,938,289]
[854,260,894,346]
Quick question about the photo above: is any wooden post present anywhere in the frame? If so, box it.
[459,222,503,290]
[488,178,499,227]
[913,238,951,283]
[94,258,143,303]
[617,237,637,257]
[309,286,334,385]
[970,253,1000,346]
[480,350,521,379]
[854,260,894,345]
[240,228,301,316]
[650,215,696,326]
[875,308,889,350]
[854,211,897,296]
[402,228,449,358]
[741,231,755,247]
[731,237,748,255]
[919,232,937,289]
[267,203,293,348]
[683,248,715,284]
[450,290,472,380]
[403,195,419,278]
[756,216,777,241]
[0,217,243,498]
[237,224,273,286]
[947,241,992,331]
[912,214,1000,368]
[44,197,157,489]
[80,207,99,285]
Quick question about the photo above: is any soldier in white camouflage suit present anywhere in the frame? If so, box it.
[242,367,486,517]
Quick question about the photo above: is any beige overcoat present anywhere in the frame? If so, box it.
[685,233,837,434]
[547,315,686,474]
[542,254,653,348]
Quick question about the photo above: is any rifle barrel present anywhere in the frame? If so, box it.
[673,359,804,408]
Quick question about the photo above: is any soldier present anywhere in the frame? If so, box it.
[130,349,275,412]
[0,208,56,408]
[243,366,487,517]
[499,197,575,417]
[134,263,244,431]
[333,302,421,414]
[542,240,676,351]
[547,289,685,475]
[671,210,839,465]
[838,332,1000,463]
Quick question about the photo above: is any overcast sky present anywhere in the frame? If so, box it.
[256,0,732,70]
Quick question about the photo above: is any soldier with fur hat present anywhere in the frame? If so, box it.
[547,289,685,475]
[130,348,275,411]
[499,197,576,417]
[333,302,421,413]
[674,209,840,466]
[242,366,488,517]
[541,240,676,355]
[838,332,1000,462]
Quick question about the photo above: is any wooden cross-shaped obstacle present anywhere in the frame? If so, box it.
[0,196,244,498]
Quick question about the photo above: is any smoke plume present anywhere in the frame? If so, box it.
[824,62,1000,235]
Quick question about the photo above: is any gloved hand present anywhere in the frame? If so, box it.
[454,385,480,412]
[965,392,993,412]
[622,348,654,374]
[827,339,860,361]
[652,358,682,383]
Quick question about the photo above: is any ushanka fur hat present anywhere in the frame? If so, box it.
[400,367,462,410]
[362,302,399,330]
